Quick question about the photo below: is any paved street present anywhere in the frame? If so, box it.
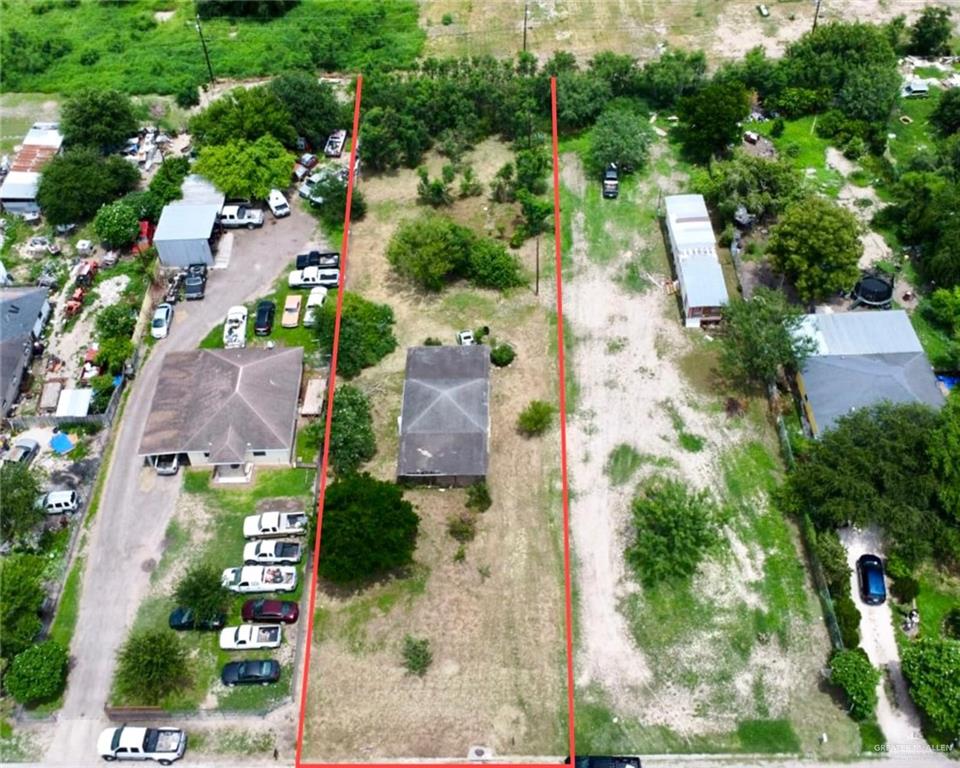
[41,208,320,766]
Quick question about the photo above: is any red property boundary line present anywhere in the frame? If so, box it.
[294,75,576,768]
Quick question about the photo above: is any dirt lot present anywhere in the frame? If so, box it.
[302,140,567,760]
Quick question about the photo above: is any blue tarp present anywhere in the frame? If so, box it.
[937,375,959,391]
[49,432,74,455]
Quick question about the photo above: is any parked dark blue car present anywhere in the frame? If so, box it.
[857,554,886,605]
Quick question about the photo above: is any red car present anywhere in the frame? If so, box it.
[241,598,299,624]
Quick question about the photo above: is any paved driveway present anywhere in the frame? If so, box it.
[42,207,320,765]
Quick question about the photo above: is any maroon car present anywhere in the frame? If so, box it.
[241,598,299,624]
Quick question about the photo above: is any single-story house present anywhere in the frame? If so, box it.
[0,123,64,215]
[138,347,303,468]
[0,286,50,415]
[397,345,490,487]
[795,310,945,436]
[154,203,220,267]
[664,194,729,328]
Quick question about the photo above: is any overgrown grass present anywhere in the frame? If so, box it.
[604,443,675,486]
[2,1,424,95]
[744,115,843,197]
[915,565,960,640]
[910,300,956,370]
[295,424,319,465]
[858,719,885,753]
[662,399,706,453]
[886,88,942,171]
[48,555,84,650]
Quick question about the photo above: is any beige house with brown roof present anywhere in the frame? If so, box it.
[138,347,303,468]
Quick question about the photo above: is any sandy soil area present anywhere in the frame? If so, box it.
[302,141,566,760]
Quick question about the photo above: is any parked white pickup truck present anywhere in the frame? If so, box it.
[218,623,282,650]
[243,511,308,539]
[219,205,264,229]
[288,265,340,289]
[243,539,303,565]
[97,725,186,765]
[222,305,247,349]
[222,565,297,593]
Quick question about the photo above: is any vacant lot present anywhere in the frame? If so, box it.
[556,133,859,756]
[302,140,567,760]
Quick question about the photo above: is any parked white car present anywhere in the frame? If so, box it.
[219,205,264,229]
[243,511,308,539]
[151,303,174,339]
[243,539,303,565]
[288,266,339,289]
[267,189,290,218]
[97,726,186,765]
[221,565,298,593]
[302,286,328,327]
[36,490,80,515]
[222,305,247,349]
[218,624,282,650]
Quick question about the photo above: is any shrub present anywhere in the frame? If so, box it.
[423,337,443,346]
[441,12,453,25]
[830,648,880,720]
[902,637,960,736]
[94,200,140,248]
[95,302,137,341]
[625,477,721,586]
[465,481,492,512]
[517,400,554,436]
[890,574,919,603]
[173,563,230,624]
[402,635,432,676]
[5,641,68,705]
[458,166,483,198]
[148,156,190,204]
[944,607,960,640]
[467,238,526,289]
[95,337,134,375]
[490,343,516,368]
[416,166,453,207]
[771,117,785,137]
[175,82,200,109]
[814,529,852,597]
[317,384,376,475]
[834,593,862,648]
[315,292,397,379]
[115,629,188,704]
[0,555,45,661]
[448,511,477,542]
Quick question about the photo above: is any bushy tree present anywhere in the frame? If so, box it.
[554,71,610,130]
[768,197,862,301]
[677,81,750,161]
[5,641,68,705]
[36,149,139,225]
[830,649,880,720]
[836,64,901,124]
[640,50,707,107]
[95,337,134,376]
[931,391,960,519]
[194,136,292,200]
[315,292,397,378]
[589,51,640,97]
[0,555,45,662]
[308,174,367,227]
[122,190,164,223]
[719,288,816,390]
[115,629,189,705]
[360,106,429,171]
[909,6,954,56]
[269,71,343,149]
[173,563,230,624]
[148,157,191,205]
[318,384,376,475]
[901,638,960,736]
[691,152,804,225]
[517,400,554,436]
[94,200,140,249]
[61,88,137,151]
[588,107,650,175]
[416,166,454,207]
[316,473,419,584]
[188,86,295,147]
[95,302,137,341]
[932,89,960,137]
[514,147,549,196]
[0,463,43,544]
[197,0,300,18]
[626,477,721,586]
[516,190,553,239]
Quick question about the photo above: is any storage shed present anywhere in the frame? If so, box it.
[154,203,220,267]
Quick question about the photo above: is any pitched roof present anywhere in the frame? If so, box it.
[797,311,944,434]
[154,203,220,242]
[0,287,48,343]
[398,346,490,478]
[138,347,303,459]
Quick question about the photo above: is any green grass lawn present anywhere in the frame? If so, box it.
[744,115,843,197]
[910,300,957,370]
[916,565,960,640]
[886,89,942,171]
[2,1,423,95]
[111,468,314,713]
[295,424,319,465]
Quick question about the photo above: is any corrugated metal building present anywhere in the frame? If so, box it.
[154,203,220,267]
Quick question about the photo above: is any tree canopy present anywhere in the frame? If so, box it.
[5,641,68,705]
[932,89,960,137]
[767,196,862,301]
[61,88,137,151]
[94,200,140,249]
[269,71,343,149]
[901,637,960,736]
[188,86,295,147]
[640,50,707,108]
[193,136,292,200]
[315,291,397,379]
[115,629,188,705]
[0,462,43,544]
[316,473,420,584]
[37,149,139,225]
[0,554,45,661]
[909,6,954,57]
[173,563,230,624]
[691,152,805,225]
[930,391,960,519]
[317,384,377,475]
[588,107,651,175]
[677,80,750,161]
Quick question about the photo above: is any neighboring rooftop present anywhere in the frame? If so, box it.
[10,122,63,173]
[798,310,924,357]
[664,194,716,256]
[680,253,729,309]
[397,345,490,482]
[138,347,303,463]
[0,171,40,200]
[154,203,220,242]
[0,287,48,344]
[180,174,225,208]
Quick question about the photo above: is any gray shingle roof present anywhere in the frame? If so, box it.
[398,346,490,478]
[138,347,303,459]
[0,287,48,410]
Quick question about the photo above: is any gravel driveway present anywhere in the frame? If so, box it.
[41,207,321,766]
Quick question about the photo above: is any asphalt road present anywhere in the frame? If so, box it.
[42,207,320,766]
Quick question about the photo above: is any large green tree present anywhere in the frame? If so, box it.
[931,391,960,519]
[316,384,377,476]
[94,200,140,249]
[719,288,816,390]
[768,197,862,301]
[0,554,45,661]
[173,563,230,624]
[691,152,804,225]
[829,649,880,720]
[188,86,295,147]
[269,71,343,149]
[358,106,429,172]
[315,292,398,379]
[932,89,960,137]
[909,6,954,56]
[316,473,420,584]
[640,50,707,107]
[588,107,651,175]
[677,80,750,160]
[36,149,139,225]
[193,136,292,200]
[902,638,960,736]
[61,89,137,151]
[115,629,189,705]
[5,641,68,705]
[836,63,901,123]
[0,462,43,544]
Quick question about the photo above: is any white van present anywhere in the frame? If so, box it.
[268,189,290,218]
[36,490,80,515]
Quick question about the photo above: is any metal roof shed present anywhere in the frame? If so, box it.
[0,171,41,213]
[154,204,220,267]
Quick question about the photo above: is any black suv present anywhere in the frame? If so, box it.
[183,264,207,300]
[254,300,276,336]
[295,251,340,270]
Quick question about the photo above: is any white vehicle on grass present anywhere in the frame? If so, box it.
[222,305,247,349]
[288,266,339,289]
[218,623,282,650]
[243,539,303,565]
[302,286,328,327]
[242,511,308,539]
[221,565,298,593]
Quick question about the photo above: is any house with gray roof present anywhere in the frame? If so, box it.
[397,345,490,486]
[138,347,303,468]
[795,310,945,436]
[0,287,50,415]
[664,194,729,328]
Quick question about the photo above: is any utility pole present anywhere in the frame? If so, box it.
[812,0,822,32]
[535,236,540,296]
[523,1,529,53]
[195,14,215,84]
